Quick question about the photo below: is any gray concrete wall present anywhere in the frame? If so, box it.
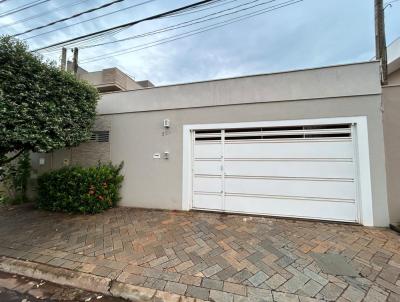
[34,62,390,226]
[388,69,400,86]
[98,62,381,115]
[382,84,400,224]
[102,94,389,227]
[79,68,143,92]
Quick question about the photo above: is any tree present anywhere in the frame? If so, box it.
[0,36,99,166]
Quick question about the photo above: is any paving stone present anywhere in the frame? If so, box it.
[298,297,320,302]
[47,257,67,267]
[231,269,253,283]
[175,260,194,272]
[124,264,144,274]
[248,271,268,287]
[186,285,210,300]
[388,292,400,302]
[265,274,286,290]
[223,282,246,296]
[297,280,323,297]
[304,268,329,286]
[341,285,365,302]
[160,271,181,282]
[204,264,223,277]
[165,281,188,295]
[318,283,345,301]
[247,252,265,264]
[275,256,295,268]
[180,274,202,286]
[246,287,273,300]
[202,278,224,290]
[209,290,234,302]
[149,255,169,267]
[144,277,167,290]
[125,274,147,286]
[283,274,310,294]
[217,267,238,281]
[60,260,81,270]
[379,265,400,284]
[272,291,300,302]
[34,255,54,264]
[376,277,400,295]
[0,206,399,302]
[91,265,114,277]
[364,286,388,302]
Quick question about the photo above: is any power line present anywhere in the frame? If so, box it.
[163,0,239,18]
[82,0,301,64]
[37,0,228,51]
[0,0,51,18]
[80,0,276,49]
[13,0,129,37]
[80,0,302,64]
[384,0,400,8]
[36,0,263,52]
[23,0,236,40]
[32,0,222,52]
[0,0,91,30]
[22,0,157,40]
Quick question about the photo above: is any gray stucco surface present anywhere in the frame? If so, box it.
[382,85,400,224]
[97,62,381,115]
[104,95,389,227]
[33,61,392,227]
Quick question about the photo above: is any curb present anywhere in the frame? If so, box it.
[0,256,111,294]
[0,256,204,302]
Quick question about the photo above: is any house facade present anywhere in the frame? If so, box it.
[32,59,400,227]
[382,38,400,228]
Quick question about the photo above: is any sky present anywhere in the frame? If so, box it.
[0,0,399,85]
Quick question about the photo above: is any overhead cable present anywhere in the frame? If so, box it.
[80,0,302,64]
[32,0,222,52]
[13,0,128,37]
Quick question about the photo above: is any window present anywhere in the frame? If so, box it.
[90,131,110,143]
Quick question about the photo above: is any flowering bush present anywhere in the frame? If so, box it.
[37,162,123,214]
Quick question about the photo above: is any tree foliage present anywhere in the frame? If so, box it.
[0,151,31,204]
[0,36,99,165]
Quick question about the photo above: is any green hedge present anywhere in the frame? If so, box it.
[37,163,124,214]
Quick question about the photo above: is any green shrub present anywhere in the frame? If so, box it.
[37,162,124,214]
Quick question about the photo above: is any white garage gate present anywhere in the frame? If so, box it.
[190,122,361,223]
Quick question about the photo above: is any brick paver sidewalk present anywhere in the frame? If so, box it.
[0,205,399,301]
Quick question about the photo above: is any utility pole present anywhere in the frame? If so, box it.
[60,47,67,71]
[375,0,388,85]
[72,47,79,76]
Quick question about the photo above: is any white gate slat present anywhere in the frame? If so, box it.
[224,177,355,201]
[224,160,354,179]
[192,125,358,222]
[224,195,357,222]
[224,141,353,159]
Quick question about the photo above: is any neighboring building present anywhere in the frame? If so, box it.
[387,38,400,85]
[67,62,155,92]
[382,38,400,227]
[32,56,400,227]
